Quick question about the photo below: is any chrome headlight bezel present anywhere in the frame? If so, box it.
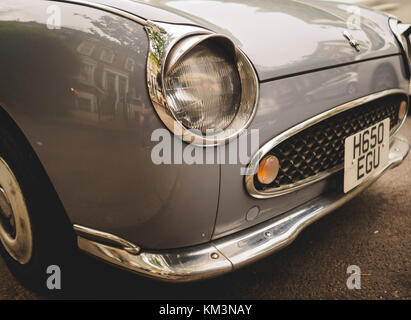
[145,22,259,146]
[389,18,411,78]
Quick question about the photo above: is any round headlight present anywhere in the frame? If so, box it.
[146,26,259,146]
[164,40,241,134]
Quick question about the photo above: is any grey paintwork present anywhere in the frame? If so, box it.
[0,0,219,249]
[0,0,408,249]
[91,0,401,80]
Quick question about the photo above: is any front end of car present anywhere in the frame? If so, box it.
[1,0,409,283]
[72,1,411,281]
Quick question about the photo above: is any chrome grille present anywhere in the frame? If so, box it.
[254,94,404,192]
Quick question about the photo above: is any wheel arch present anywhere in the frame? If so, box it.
[0,103,74,227]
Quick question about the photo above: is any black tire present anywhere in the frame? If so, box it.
[0,109,77,294]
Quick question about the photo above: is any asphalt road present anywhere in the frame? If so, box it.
[0,115,410,300]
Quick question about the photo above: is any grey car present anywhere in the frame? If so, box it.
[0,0,410,286]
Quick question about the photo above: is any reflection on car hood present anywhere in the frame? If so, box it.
[94,0,400,81]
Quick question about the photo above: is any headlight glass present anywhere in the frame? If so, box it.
[164,41,241,134]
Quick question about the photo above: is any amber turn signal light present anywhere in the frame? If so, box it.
[257,155,280,185]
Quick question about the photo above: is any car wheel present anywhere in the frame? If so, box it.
[0,157,34,267]
[0,112,76,293]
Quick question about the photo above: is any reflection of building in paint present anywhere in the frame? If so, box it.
[64,28,145,124]
[125,57,135,72]
[100,48,115,63]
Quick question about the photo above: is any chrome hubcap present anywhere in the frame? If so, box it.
[0,157,33,264]
[0,186,16,238]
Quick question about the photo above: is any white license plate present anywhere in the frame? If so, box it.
[344,118,390,193]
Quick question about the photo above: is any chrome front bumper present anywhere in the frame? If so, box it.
[74,135,410,282]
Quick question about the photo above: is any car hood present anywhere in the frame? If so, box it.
[93,0,400,81]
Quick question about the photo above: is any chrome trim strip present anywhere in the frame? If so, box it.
[75,136,409,281]
[73,225,140,255]
[76,236,233,281]
[245,89,409,199]
[145,22,259,146]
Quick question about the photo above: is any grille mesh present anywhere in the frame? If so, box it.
[254,94,403,192]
